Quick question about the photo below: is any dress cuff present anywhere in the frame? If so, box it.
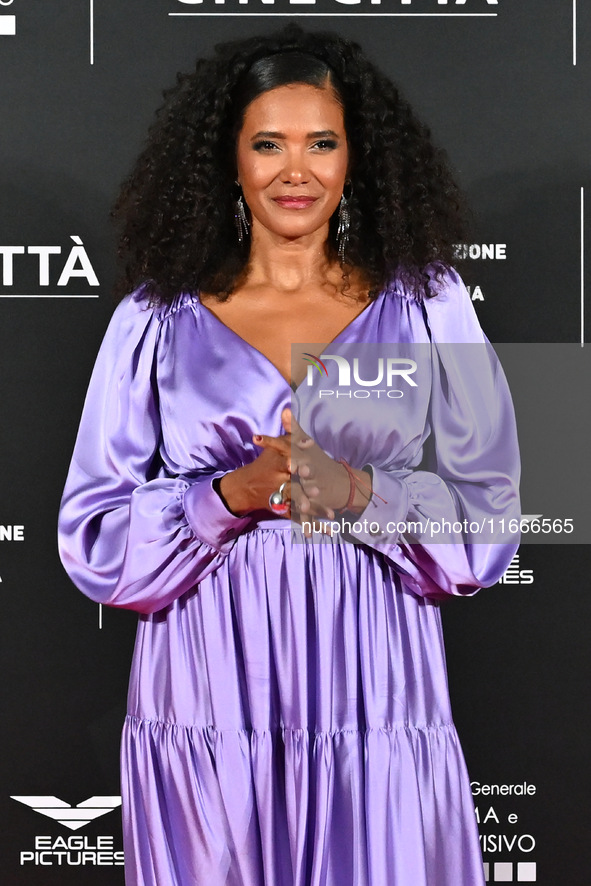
[182,475,251,552]
[347,466,410,545]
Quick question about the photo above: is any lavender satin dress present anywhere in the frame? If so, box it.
[58,270,520,886]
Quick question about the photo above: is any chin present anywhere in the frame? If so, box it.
[262,217,331,241]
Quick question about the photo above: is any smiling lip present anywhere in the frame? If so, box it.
[273,196,317,209]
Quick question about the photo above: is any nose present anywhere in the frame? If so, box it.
[281,150,310,185]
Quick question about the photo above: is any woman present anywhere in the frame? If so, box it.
[58,26,520,886]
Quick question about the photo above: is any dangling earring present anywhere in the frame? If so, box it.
[234,182,250,244]
[337,183,352,264]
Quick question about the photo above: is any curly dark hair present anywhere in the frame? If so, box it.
[112,25,469,303]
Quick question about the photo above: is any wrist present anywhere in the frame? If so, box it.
[349,467,373,514]
[336,460,373,515]
[218,470,251,516]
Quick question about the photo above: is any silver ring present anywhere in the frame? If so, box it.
[269,482,289,514]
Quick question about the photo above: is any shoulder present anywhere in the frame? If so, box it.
[425,265,471,306]
[423,268,485,344]
[87,290,201,392]
[108,288,199,332]
[155,291,200,323]
[387,266,485,344]
[386,264,466,301]
[379,265,466,302]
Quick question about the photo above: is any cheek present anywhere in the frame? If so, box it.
[322,161,349,192]
[318,151,349,186]
[247,162,273,185]
[239,161,278,195]
[237,143,278,190]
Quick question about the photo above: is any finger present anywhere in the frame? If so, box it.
[253,433,291,455]
[296,467,323,498]
[289,481,310,514]
[298,462,311,479]
[281,408,292,434]
[282,409,311,447]
[290,483,335,524]
[302,483,320,499]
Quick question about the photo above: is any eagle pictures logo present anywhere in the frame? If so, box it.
[11,796,124,867]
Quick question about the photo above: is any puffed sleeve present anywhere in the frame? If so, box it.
[350,269,521,599]
[57,292,250,614]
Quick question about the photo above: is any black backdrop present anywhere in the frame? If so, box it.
[1,1,589,883]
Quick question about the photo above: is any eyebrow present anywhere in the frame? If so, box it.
[250,130,341,140]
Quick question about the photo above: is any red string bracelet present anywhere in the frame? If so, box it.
[337,458,388,513]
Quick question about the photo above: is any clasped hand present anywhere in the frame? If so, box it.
[218,409,372,534]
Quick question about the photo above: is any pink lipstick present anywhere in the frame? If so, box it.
[273,196,317,209]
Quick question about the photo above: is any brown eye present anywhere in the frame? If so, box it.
[253,140,280,152]
[312,140,338,151]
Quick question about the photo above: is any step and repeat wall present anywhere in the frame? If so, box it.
[1,1,589,883]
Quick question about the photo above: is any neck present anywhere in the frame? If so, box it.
[246,223,339,292]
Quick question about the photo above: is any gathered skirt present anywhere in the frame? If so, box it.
[121,526,485,886]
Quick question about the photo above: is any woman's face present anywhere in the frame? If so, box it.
[236,82,349,243]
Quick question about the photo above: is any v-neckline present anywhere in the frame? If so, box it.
[197,291,382,391]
